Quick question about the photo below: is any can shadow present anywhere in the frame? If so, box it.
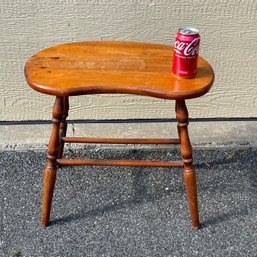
[195,66,211,79]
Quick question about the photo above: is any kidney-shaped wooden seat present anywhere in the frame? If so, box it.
[24,41,214,229]
[25,41,214,99]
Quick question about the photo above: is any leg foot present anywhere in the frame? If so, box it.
[42,168,57,227]
[183,169,200,229]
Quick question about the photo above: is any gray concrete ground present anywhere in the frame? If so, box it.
[1,145,257,257]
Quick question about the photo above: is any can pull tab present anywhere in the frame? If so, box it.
[178,27,199,36]
[181,29,191,34]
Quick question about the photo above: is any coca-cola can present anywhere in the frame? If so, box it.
[172,27,200,78]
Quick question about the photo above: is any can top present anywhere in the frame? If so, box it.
[178,27,199,35]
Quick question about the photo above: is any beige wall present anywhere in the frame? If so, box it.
[0,0,257,121]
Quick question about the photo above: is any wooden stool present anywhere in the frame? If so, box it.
[24,41,214,229]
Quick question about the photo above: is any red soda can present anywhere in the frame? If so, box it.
[172,27,200,78]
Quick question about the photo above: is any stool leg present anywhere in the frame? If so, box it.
[58,97,69,159]
[176,100,200,230]
[175,101,181,141]
[42,96,64,227]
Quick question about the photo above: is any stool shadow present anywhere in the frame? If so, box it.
[201,205,253,228]
[51,169,182,226]
[51,149,257,228]
[199,149,257,227]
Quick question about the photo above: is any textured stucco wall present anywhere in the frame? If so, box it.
[0,0,257,121]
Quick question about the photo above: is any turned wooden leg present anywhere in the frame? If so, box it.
[175,101,181,141]
[176,100,200,229]
[58,97,69,159]
[42,96,64,227]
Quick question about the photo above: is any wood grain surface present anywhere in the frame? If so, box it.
[25,41,214,100]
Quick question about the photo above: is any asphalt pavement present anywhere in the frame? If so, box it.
[1,146,257,257]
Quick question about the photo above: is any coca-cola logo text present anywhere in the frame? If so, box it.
[174,38,200,56]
